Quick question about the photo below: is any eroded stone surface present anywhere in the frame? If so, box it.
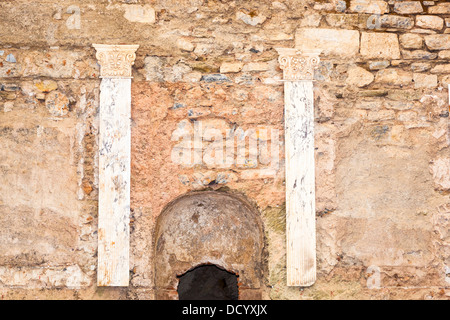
[1,0,450,301]
[45,91,69,116]
[154,191,264,298]
[360,33,401,60]
[346,66,375,87]
[295,28,360,58]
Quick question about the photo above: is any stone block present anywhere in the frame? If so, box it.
[375,68,413,86]
[325,14,359,28]
[424,35,450,50]
[346,66,375,87]
[349,0,389,14]
[394,1,423,14]
[430,64,450,74]
[236,10,266,26]
[402,50,437,60]
[123,5,156,24]
[438,50,450,59]
[429,3,450,14]
[176,38,195,52]
[220,62,244,73]
[242,62,270,72]
[378,15,414,29]
[295,28,360,58]
[413,73,437,88]
[411,62,431,72]
[416,16,444,31]
[399,33,423,49]
[34,80,58,93]
[45,91,69,116]
[430,158,450,191]
[367,109,395,121]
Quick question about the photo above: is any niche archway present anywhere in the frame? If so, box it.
[153,191,264,300]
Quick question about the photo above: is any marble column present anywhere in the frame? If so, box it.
[276,48,321,287]
[93,44,139,286]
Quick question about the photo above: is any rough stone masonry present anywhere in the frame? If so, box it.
[0,0,449,300]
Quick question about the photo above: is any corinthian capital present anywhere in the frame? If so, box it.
[93,44,139,79]
[275,48,321,81]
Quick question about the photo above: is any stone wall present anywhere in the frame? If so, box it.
[0,0,449,299]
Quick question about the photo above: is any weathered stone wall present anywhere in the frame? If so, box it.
[0,0,449,299]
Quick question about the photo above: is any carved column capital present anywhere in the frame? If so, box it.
[275,48,321,81]
[93,44,139,79]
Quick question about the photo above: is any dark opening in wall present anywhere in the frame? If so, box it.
[177,265,239,300]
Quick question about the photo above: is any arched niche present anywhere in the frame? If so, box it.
[153,191,264,300]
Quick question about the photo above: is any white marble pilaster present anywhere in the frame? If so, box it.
[93,44,138,286]
[276,48,321,287]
